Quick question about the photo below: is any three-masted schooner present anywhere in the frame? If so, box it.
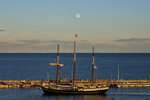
[41,35,109,94]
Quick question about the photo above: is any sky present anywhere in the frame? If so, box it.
[0,0,150,53]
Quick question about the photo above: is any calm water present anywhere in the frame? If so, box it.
[0,53,150,100]
[0,88,150,100]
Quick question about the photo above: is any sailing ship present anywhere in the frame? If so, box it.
[41,35,109,94]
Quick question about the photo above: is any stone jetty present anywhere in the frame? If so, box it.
[0,79,150,88]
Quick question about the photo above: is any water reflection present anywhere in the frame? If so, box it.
[1,88,150,100]
[42,94,109,100]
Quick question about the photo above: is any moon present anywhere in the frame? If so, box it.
[75,13,80,19]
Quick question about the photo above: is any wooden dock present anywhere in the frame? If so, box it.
[0,79,150,88]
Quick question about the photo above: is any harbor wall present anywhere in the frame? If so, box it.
[0,79,150,88]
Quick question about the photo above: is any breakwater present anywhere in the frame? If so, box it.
[0,79,150,88]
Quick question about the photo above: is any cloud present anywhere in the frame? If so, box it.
[0,40,56,53]
[0,40,27,48]
[50,39,88,45]
[47,40,93,52]
[16,39,76,48]
[109,38,150,52]
[115,38,150,42]
[18,39,42,44]
[50,40,72,44]
[0,29,5,31]
[94,42,150,53]
[0,41,11,46]
[80,40,89,42]
[0,38,150,53]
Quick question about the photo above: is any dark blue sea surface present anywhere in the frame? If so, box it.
[0,53,150,100]
[0,53,150,80]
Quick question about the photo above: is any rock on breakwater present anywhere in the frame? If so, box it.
[0,79,150,88]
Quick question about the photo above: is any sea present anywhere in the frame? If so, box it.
[0,53,150,100]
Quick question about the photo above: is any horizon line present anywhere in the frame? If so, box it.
[0,52,150,54]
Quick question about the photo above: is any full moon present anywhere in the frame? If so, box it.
[76,13,80,19]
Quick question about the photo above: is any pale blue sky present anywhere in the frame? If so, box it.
[0,0,150,53]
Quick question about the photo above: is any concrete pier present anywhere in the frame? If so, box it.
[0,79,150,88]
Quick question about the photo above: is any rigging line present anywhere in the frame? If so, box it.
[38,67,52,78]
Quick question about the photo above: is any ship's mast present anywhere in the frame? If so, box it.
[73,34,78,87]
[91,43,95,84]
[56,43,60,83]
[118,64,120,83]
[49,43,64,85]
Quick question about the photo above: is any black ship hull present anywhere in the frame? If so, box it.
[42,87,108,95]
